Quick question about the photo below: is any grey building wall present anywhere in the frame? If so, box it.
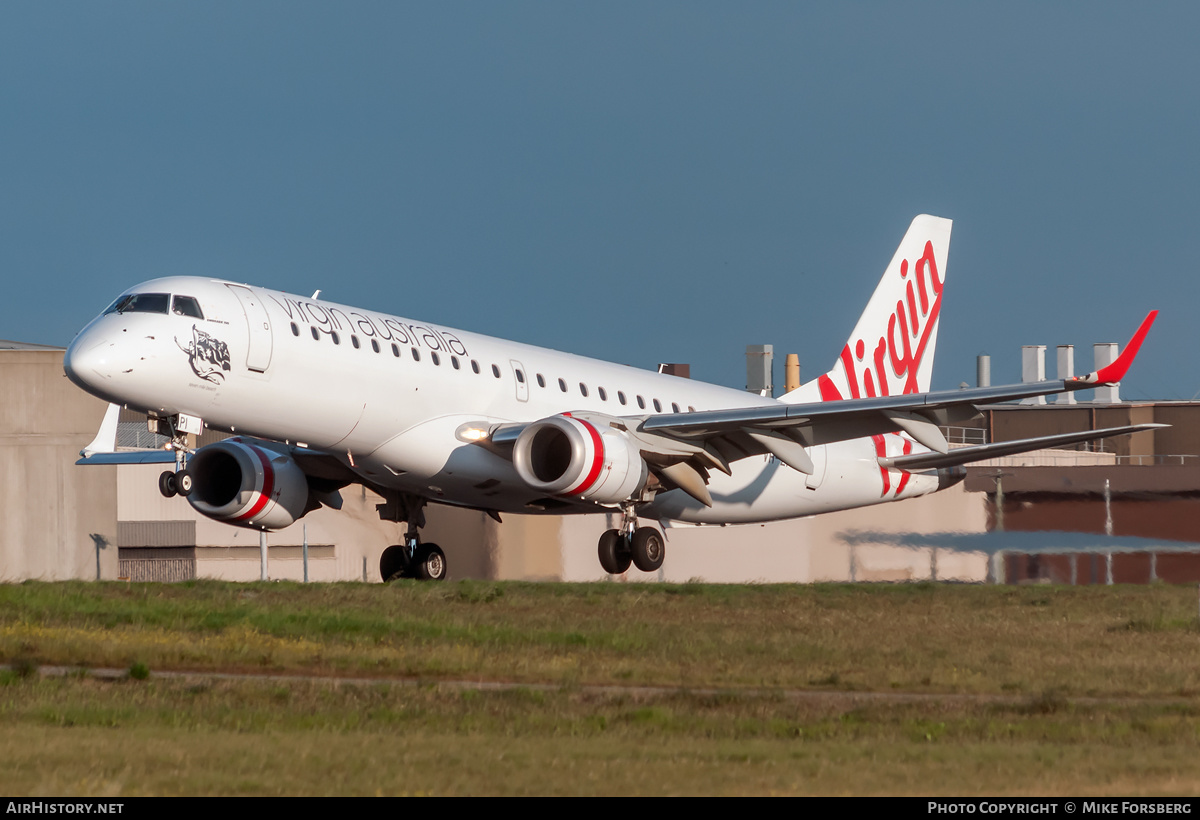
[0,348,118,580]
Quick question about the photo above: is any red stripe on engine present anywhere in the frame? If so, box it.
[235,444,275,522]
[564,419,604,496]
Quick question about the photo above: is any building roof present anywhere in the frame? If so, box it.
[0,339,64,351]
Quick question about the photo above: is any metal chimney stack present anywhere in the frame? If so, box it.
[1094,343,1120,403]
[746,345,774,397]
[1055,345,1076,405]
[784,354,800,393]
[976,355,991,388]
[1020,345,1046,405]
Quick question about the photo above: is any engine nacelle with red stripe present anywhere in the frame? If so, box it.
[186,439,311,530]
[512,414,648,504]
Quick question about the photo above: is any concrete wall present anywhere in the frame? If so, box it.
[0,349,117,580]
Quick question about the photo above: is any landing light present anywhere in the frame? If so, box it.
[455,424,492,443]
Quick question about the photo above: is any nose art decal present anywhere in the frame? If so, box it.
[176,325,232,383]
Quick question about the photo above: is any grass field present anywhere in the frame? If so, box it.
[2,580,1200,795]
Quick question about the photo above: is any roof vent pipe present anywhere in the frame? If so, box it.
[784,354,800,394]
[746,345,773,397]
[976,355,991,388]
[1055,345,1076,405]
[1020,345,1046,405]
[1094,343,1120,403]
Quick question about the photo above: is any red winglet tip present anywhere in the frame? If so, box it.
[1093,310,1158,384]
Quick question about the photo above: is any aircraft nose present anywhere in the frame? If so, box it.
[64,331,115,393]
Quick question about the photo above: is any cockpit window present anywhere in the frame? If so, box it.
[104,292,170,315]
[172,295,204,319]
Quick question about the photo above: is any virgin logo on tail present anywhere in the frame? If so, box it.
[818,239,944,401]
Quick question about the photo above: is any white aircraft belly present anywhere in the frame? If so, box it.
[645,437,940,525]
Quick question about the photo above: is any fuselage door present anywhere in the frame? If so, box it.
[510,360,529,402]
[226,285,273,372]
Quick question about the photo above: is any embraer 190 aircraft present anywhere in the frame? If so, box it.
[65,216,1160,581]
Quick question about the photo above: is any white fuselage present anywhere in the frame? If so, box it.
[64,276,940,524]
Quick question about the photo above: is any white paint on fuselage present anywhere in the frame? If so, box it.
[65,276,939,522]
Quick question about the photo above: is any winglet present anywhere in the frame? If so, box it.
[1073,310,1158,385]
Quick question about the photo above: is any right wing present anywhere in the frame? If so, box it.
[633,311,1159,468]
[514,311,1163,506]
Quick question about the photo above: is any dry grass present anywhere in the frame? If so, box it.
[2,580,1200,795]
[2,581,1199,696]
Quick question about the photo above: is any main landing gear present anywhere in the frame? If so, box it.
[379,494,448,582]
[380,539,447,582]
[598,504,665,575]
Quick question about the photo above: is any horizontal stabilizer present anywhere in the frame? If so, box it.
[877,424,1167,471]
[77,402,179,465]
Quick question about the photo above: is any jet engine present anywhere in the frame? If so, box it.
[512,414,648,504]
[185,439,312,530]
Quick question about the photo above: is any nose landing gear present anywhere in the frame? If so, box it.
[154,414,196,499]
[158,469,193,498]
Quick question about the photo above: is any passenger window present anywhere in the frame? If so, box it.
[411,348,421,361]
[536,374,545,388]
[618,391,627,405]
[598,387,607,401]
[637,396,646,409]
[671,402,680,413]
[349,335,357,348]
[452,356,461,370]
[311,327,320,340]
[172,295,204,319]
[653,399,662,412]
[431,352,440,365]
[516,370,525,383]
[579,383,588,397]
[558,378,567,392]
[372,339,381,353]
[392,343,400,357]
[471,360,480,374]
[290,323,299,337]
[333,332,342,345]
[492,364,501,378]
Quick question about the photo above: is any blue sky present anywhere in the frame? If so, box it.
[2,2,1196,398]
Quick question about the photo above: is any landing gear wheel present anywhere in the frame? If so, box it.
[175,470,193,497]
[598,529,632,575]
[414,543,447,581]
[631,527,665,572]
[380,544,410,582]
[158,471,178,498]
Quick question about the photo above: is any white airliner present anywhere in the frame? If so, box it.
[65,215,1160,581]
